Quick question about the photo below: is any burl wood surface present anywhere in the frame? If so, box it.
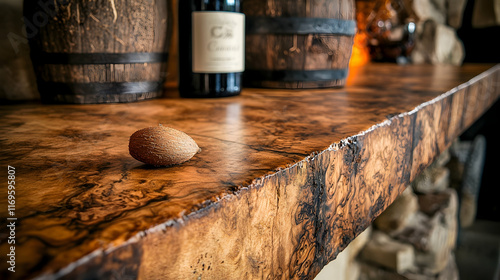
[0,64,499,279]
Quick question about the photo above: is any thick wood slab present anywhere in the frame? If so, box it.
[0,63,498,279]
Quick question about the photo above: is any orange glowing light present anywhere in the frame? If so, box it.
[349,32,371,67]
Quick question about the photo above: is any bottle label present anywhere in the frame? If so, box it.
[192,11,245,73]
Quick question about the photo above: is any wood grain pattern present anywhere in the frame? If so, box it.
[0,63,498,279]
[24,0,172,103]
[244,0,355,89]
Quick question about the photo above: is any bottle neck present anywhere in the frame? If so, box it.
[194,0,240,12]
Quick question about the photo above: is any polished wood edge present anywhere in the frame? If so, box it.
[34,64,500,280]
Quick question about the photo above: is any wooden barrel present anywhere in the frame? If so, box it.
[23,0,172,104]
[243,0,356,89]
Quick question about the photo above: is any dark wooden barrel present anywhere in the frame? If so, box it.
[23,0,172,104]
[243,0,356,89]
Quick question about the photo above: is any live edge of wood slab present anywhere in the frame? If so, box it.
[0,63,499,280]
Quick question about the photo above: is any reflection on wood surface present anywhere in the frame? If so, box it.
[0,63,498,279]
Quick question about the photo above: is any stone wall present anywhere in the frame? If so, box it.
[410,0,467,65]
[358,149,459,279]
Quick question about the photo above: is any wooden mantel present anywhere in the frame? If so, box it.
[1,63,499,280]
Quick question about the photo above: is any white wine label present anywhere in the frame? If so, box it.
[192,11,245,73]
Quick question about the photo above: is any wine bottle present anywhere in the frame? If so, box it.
[178,0,244,98]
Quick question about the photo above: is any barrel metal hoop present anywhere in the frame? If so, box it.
[246,17,356,35]
[244,69,348,82]
[37,81,165,95]
[31,52,169,65]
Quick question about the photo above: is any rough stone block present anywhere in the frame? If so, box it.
[395,189,458,274]
[433,23,465,65]
[315,245,349,280]
[403,253,458,280]
[412,166,450,194]
[314,227,372,280]
[433,149,451,168]
[360,231,415,274]
[359,251,459,280]
[374,187,419,235]
[459,135,486,228]
[413,0,447,24]
[472,0,500,28]
[418,188,456,217]
[447,0,468,29]
[358,260,409,280]
[411,20,465,66]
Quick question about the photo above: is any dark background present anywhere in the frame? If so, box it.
[458,0,500,63]
[456,0,500,222]
[460,98,500,222]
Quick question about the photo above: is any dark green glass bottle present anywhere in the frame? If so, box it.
[178,0,244,98]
